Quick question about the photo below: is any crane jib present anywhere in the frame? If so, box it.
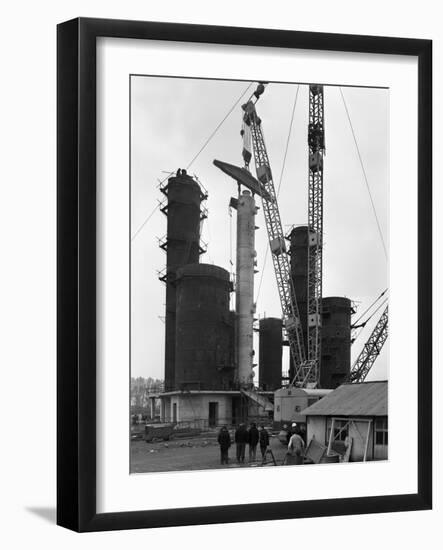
[243,97,307,371]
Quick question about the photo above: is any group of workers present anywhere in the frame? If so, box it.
[217,423,270,465]
[217,421,306,466]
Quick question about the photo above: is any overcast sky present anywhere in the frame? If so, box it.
[131,76,389,383]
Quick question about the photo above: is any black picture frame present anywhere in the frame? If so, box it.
[57,17,432,532]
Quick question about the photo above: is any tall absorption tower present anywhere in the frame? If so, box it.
[232,189,257,387]
[288,225,309,382]
[159,171,206,391]
[288,226,352,388]
[259,317,283,390]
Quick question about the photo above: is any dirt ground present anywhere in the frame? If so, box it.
[130,431,290,473]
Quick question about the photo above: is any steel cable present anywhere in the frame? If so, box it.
[132,82,253,241]
[339,87,388,261]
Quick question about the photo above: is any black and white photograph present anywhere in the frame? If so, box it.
[130,76,389,473]
[0,0,435,542]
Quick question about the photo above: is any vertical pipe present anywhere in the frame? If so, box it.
[236,190,257,387]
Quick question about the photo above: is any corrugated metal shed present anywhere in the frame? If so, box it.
[301,381,387,417]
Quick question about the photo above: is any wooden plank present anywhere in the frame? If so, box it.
[343,437,353,462]
[363,420,372,461]
[327,417,335,455]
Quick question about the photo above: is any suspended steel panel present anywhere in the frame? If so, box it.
[213,159,273,202]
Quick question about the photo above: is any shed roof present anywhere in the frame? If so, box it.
[301,381,387,417]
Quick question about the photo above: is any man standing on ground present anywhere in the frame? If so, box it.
[259,424,270,463]
[247,422,259,462]
[217,425,231,465]
[235,423,248,463]
[287,423,305,465]
[286,422,297,445]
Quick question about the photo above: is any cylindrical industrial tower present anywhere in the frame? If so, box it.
[160,172,205,391]
[235,190,257,387]
[288,225,309,381]
[175,264,234,390]
[259,317,283,391]
[320,296,351,388]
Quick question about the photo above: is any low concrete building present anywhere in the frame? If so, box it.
[302,381,388,462]
[155,390,273,429]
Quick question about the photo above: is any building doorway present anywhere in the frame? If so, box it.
[208,402,218,427]
[231,396,248,426]
[172,403,177,423]
[374,418,388,460]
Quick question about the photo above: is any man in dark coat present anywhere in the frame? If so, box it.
[259,424,270,463]
[247,423,260,462]
[234,423,248,463]
[217,426,231,465]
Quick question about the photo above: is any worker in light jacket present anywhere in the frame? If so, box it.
[287,423,305,465]
[286,422,298,445]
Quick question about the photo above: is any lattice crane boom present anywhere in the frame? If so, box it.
[349,305,388,383]
[303,84,326,387]
[241,87,307,372]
